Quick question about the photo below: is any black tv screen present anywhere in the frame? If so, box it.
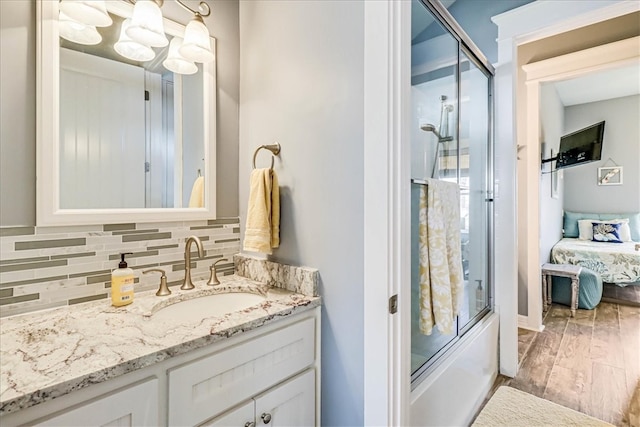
[556,121,605,169]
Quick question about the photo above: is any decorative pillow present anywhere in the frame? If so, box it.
[592,222,623,243]
[579,218,631,241]
[578,219,600,240]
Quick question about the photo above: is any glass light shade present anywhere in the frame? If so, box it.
[126,0,169,48]
[59,0,112,27]
[179,16,213,63]
[59,11,102,45]
[163,37,198,75]
[114,19,156,62]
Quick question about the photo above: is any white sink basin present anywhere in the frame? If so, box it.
[150,292,266,323]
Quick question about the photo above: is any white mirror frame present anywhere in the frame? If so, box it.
[36,0,217,226]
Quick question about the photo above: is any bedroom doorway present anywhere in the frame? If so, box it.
[518,36,640,332]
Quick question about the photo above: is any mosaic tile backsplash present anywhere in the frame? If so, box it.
[0,218,240,318]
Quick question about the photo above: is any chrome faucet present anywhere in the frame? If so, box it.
[181,235,205,290]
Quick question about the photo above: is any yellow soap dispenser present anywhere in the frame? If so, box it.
[111,252,135,307]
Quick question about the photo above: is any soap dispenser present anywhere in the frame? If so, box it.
[111,252,135,307]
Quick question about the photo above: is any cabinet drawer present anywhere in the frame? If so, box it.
[168,316,315,426]
[33,378,158,427]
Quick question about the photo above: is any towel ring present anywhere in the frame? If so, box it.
[252,142,281,170]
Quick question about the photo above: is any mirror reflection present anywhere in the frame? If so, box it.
[58,4,207,209]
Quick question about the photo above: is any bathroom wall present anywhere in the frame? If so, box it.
[239,1,365,425]
[563,95,640,214]
[0,0,240,226]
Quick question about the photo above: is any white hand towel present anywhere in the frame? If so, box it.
[243,168,280,254]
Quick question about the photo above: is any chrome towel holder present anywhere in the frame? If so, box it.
[252,142,281,170]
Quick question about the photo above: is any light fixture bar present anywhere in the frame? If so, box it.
[174,0,211,18]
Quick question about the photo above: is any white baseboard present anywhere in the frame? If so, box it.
[518,314,545,332]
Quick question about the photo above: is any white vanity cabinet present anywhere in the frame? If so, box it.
[203,369,315,427]
[1,308,320,427]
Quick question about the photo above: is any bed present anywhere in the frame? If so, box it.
[551,211,640,286]
[551,238,640,285]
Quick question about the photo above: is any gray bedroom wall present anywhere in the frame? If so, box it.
[563,95,640,214]
[0,0,239,227]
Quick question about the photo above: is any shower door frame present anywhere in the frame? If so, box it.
[409,0,496,386]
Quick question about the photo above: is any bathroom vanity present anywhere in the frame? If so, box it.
[0,271,321,426]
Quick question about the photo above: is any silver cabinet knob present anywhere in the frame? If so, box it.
[244,422,256,427]
[261,413,272,424]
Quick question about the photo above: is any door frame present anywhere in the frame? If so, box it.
[363,1,411,424]
[521,35,640,328]
[492,0,639,375]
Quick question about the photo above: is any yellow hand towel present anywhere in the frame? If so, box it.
[188,176,205,208]
[243,168,280,254]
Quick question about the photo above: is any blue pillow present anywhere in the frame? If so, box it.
[592,222,623,243]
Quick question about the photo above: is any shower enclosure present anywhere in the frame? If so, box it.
[410,0,493,383]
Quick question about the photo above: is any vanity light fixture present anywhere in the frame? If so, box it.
[114,18,156,62]
[58,0,213,72]
[59,0,113,28]
[58,11,103,45]
[163,37,198,75]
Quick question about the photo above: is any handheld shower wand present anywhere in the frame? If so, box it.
[419,96,454,143]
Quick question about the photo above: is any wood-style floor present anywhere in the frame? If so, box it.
[485,302,640,426]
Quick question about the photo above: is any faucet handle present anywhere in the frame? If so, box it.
[143,268,171,296]
[207,258,228,286]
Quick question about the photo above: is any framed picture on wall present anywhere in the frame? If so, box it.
[598,166,623,186]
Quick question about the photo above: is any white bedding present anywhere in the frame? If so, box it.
[551,238,640,285]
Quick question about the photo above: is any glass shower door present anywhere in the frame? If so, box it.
[410,0,493,383]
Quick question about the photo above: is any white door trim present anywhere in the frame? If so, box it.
[363,0,410,425]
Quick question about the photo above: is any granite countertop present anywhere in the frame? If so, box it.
[0,273,320,415]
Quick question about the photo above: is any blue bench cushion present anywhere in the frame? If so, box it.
[551,267,603,310]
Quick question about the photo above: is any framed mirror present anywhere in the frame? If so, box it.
[36,0,216,226]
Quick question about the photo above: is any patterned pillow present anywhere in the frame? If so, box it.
[592,222,623,243]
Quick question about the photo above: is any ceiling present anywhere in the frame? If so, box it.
[551,62,640,106]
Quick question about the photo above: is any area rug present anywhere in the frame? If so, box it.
[472,386,614,426]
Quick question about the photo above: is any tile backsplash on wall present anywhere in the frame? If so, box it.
[0,218,240,317]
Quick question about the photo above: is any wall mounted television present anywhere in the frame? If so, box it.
[556,121,605,169]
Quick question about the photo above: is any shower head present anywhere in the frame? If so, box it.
[420,123,436,133]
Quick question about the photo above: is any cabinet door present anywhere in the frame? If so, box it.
[34,378,158,427]
[200,400,255,427]
[254,369,315,427]
[169,317,315,426]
